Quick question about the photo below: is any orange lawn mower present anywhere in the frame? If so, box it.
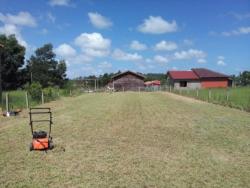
[29,108,54,151]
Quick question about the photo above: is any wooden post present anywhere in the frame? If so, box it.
[170,86,172,92]
[70,89,72,96]
[209,89,211,100]
[5,93,8,112]
[196,89,199,98]
[41,91,44,104]
[94,79,97,92]
[226,89,229,101]
[25,92,29,109]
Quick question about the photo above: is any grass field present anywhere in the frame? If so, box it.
[0,92,250,187]
[172,87,250,111]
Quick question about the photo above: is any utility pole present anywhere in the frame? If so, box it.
[0,43,4,110]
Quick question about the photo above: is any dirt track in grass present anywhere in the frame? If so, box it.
[0,92,250,187]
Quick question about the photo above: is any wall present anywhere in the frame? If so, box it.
[201,80,228,88]
[109,74,145,91]
[173,80,201,89]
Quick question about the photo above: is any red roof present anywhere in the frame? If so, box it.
[192,68,229,78]
[168,71,199,80]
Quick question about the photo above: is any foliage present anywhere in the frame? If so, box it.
[26,43,67,88]
[238,71,250,86]
[26,82,42,101]
[0,34,26,90]
[144,73,167,85]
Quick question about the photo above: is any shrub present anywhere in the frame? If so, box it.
[27,82,42,101]
[43,87,57,102]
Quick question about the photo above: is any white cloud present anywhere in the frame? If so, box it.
[154,40,177,51]
[217,56,226,66]
[74,32,111,57]
[0,24,27,47]
[183,39,193,46]
[0,12,36,27]
[0,11,37,47]
[88,12,112,29]
[153,55,169,64]
[197,58,207,64]
[47,12,56,23]
[49,0,71,6]
[130,40,147,51]
[98,61,112,69]
[55,43,76,58]
[174,49,206,60]
[41,28,48,35]
[218,56,225,60]
[112,49,143,61]
[228,12,250,20]
[222,26,250,36]
[138,16,177,34]
[145,58,152,63]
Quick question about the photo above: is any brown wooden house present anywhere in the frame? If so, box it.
[108,71,145,91]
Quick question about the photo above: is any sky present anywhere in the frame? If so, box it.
[0,0,250,78]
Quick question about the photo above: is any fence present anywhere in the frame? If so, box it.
[169,87,250,112]
[1,88,80,112]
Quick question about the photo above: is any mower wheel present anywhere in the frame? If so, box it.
[49,141,54,150]
[29,143,33,151]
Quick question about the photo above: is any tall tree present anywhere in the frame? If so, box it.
[239,71,250,86]
[26,43,67,87]
[0,34,25,90]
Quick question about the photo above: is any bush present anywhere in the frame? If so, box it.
[43,87,57,102]
[27,82,42,101]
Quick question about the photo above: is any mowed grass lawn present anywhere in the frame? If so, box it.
[0,92,250,187]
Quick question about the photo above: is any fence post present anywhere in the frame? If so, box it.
[25,92,29,109]
[70,89,72,96]
[170,86,172,92]
[41,91,44,104]
[209,89,211,100]
[196,89,199,98]
[5,93,9,112]
[226,89,229,101]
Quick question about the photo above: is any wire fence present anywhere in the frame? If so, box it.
[168,87,250,112]
[1,89,81,112]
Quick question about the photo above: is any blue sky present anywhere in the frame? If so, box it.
[0,0,250,78]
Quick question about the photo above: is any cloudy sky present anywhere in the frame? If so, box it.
[0,0,249,77]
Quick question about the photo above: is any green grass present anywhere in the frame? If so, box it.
[0,92,249,187]
[173,87,250,111]
[1,89,77,111]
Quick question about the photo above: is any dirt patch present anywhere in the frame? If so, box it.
[163,92,205,104]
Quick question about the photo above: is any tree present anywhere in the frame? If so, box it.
[239,71,250,86]
[26,43,67,88]
[0,34,25,90]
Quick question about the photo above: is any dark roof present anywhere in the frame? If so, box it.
[192,68,229,78]
[112,70,145,79]
[167,70,199,80]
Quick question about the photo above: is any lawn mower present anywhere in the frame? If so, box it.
[29,108,54,151]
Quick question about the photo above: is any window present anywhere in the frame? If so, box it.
[180,81,187,87]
